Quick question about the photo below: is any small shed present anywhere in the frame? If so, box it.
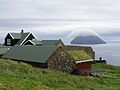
[73,60,93,76]
[2,46,75,74]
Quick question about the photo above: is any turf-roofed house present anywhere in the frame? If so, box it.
[65,46,95,76]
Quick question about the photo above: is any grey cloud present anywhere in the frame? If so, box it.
[1,0,120,44]
[0,0,120,20]
[0,0,120,36]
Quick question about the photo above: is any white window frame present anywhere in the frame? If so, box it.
[7,39,11,45]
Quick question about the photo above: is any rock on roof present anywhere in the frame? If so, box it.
[2,46,58,63]
[0,46,11,55]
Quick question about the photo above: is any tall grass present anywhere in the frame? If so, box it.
[0,59,120,90]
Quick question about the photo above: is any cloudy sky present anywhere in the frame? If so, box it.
[0,0,120,42]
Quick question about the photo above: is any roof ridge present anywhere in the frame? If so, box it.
[20,33,31,45]
[10,32,30,34]
[14,45,58,47]
[42,39,59,41]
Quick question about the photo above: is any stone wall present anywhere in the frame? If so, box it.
[56,40,65,47]
[48,46,75,74]
[65,45,95,60]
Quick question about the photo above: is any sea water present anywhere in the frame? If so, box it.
[92,42,120,66]
[88,36,120,66]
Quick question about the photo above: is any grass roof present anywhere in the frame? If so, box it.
[68,50,92,61]
[0,46,11,55]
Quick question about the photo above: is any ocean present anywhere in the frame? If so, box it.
[92,42,120,66]
[66,36,120,66]
[85,36,120,66]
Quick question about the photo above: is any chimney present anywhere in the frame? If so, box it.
[21,29,24,33]
[20,29,24,39]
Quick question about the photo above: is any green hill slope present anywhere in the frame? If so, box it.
[0,59,120,90]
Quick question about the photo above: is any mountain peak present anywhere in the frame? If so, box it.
[68,29,106,45]
[71,35,106,44]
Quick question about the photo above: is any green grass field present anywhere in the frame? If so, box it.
[68,51,92,60]
[0,59,120,90]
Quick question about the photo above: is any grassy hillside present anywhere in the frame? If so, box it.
[68,51,92,60]
[0,59,120,90]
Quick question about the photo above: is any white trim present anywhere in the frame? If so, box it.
[32,33,38,40]
[23,40,29,45]
[6,39,11,45]
[9,33,14,39]
[29,40,36,45]
[20,33,31,45]
[23,40,35,45]
[76,59,93,64]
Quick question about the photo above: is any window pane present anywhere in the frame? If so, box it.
[7,39,11,45]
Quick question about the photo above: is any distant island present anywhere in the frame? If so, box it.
[71,35,106,44]
[68,29,106,45]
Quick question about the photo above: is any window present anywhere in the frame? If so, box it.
[7,39,11,45]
